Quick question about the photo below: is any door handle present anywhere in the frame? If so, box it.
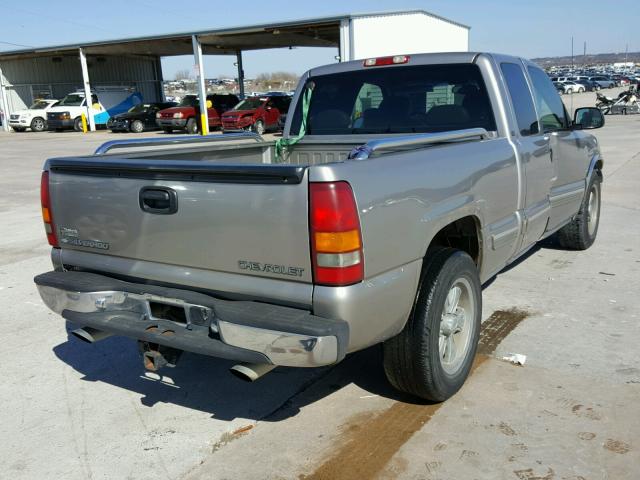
[139,187,178,214]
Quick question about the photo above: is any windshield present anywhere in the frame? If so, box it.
[128,104,152,113]
[58,94,85,106]
[233,97,265,110]
[178,96,198,107]
[29,100,52,110]
[290,64,496,135]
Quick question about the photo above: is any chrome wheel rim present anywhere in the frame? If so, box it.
[439,278,475,375]
[587,183,600,237]
[33,118,44,130]
[255,122,264,135]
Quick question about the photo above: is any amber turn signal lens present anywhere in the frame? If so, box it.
[314,229,361,253]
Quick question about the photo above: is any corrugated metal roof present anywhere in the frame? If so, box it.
[0,10,469,60]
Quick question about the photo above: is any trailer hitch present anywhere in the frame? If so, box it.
[138,342,183,371]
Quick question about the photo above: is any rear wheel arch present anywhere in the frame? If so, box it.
[425,215,483,272]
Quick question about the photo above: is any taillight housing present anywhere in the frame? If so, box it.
[309,182,364,286]
[40,171,59,247]
[363,55,410,67]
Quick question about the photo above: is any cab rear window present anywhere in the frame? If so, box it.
[290,64,496,135]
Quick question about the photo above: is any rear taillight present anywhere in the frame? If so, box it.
[40,171,58,247]
[309,182,363,286]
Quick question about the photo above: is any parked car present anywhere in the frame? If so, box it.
[589,76,616,89]
[47,88,143,131]
[34,52,604,402]
[559,81,586,94]
[156,94,239,134]
[578,79,602,92]
[8,99,59,132]
[107,102,177,133]
[221,95,291,134]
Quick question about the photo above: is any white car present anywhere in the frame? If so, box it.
[9,99,59,132]
[559,81,586,94]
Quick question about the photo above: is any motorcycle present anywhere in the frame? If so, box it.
[596,88,639,115]
[595,92,615,114]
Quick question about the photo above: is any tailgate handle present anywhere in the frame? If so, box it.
[139,187,178,215]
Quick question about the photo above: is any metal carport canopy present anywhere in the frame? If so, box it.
[0,10,469,132]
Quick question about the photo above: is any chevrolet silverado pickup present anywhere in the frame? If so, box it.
[34,53,605,401]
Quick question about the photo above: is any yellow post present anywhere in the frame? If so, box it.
[200,113,208,136]
[81,113,88,133]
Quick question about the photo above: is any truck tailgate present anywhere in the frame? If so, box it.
[47,158,313,284]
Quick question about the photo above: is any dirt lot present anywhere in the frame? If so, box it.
[0,90,638,479]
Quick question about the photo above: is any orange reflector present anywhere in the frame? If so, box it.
[42,207,51,223]
[314,229,361,253]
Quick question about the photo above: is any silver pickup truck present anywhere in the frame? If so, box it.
[34,53,604,401]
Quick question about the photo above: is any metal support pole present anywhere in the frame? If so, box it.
[78,48,96,131]
[339,19,352,62]
[236,50,245,99]
[0,64,11,132]
[191,35,209,136]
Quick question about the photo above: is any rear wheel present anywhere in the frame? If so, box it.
[30,117,46,132]
[383,247,481,401]
[557,173,601,250]
[130,120,144,133]
[186,118,198,134]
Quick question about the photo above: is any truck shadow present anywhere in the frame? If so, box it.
[52,324,405,422]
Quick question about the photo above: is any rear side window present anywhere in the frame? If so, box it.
[500,63,539,136]
[290,64,496,135]
[527,66,568,132]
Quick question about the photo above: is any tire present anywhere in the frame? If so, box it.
[252,119,265,135]
[162,127,172,134]
[130,120,144,133]
[579,87,585,93]
[557,173,601,250]
[30,117,46,132]
[73,117,83,132]
[383,247,482,401]
[186,118,198,134]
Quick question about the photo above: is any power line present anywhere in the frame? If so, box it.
[0,40,33,48]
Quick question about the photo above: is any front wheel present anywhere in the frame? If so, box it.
[579,87,585,93]
[252,119,265,135]
[557,173,601,250]
[186,118,198,134]
[73,117,83,132]
[30,117,46,132]
[383,247,481,401]
[130,120,144,133]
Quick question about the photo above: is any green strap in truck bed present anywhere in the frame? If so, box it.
[274,85,313,163]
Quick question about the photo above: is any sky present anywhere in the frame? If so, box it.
[0,0,637,79]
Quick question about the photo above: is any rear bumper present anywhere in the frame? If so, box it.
[34,271,348,367]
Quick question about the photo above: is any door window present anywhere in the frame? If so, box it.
[500,63,539,136]
[527,66,568,132]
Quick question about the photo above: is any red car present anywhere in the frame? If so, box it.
[221,95,291,134]
[156,94,239,134]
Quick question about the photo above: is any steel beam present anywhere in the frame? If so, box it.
[236,50,245,99]
[78,48,96,131]
[338,19,353,62]
[191,35,209,136]
[0,64,11,132]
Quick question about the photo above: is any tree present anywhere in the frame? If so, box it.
[174,69,193,81]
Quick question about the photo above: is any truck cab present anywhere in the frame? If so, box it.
[46,88,143,131]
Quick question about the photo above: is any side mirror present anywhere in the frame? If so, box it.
[573,107,605,130]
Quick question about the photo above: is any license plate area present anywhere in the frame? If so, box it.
[142,295,213,330]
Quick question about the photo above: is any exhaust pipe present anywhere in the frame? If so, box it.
[230,363,276,382]
[71,327,114,344]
